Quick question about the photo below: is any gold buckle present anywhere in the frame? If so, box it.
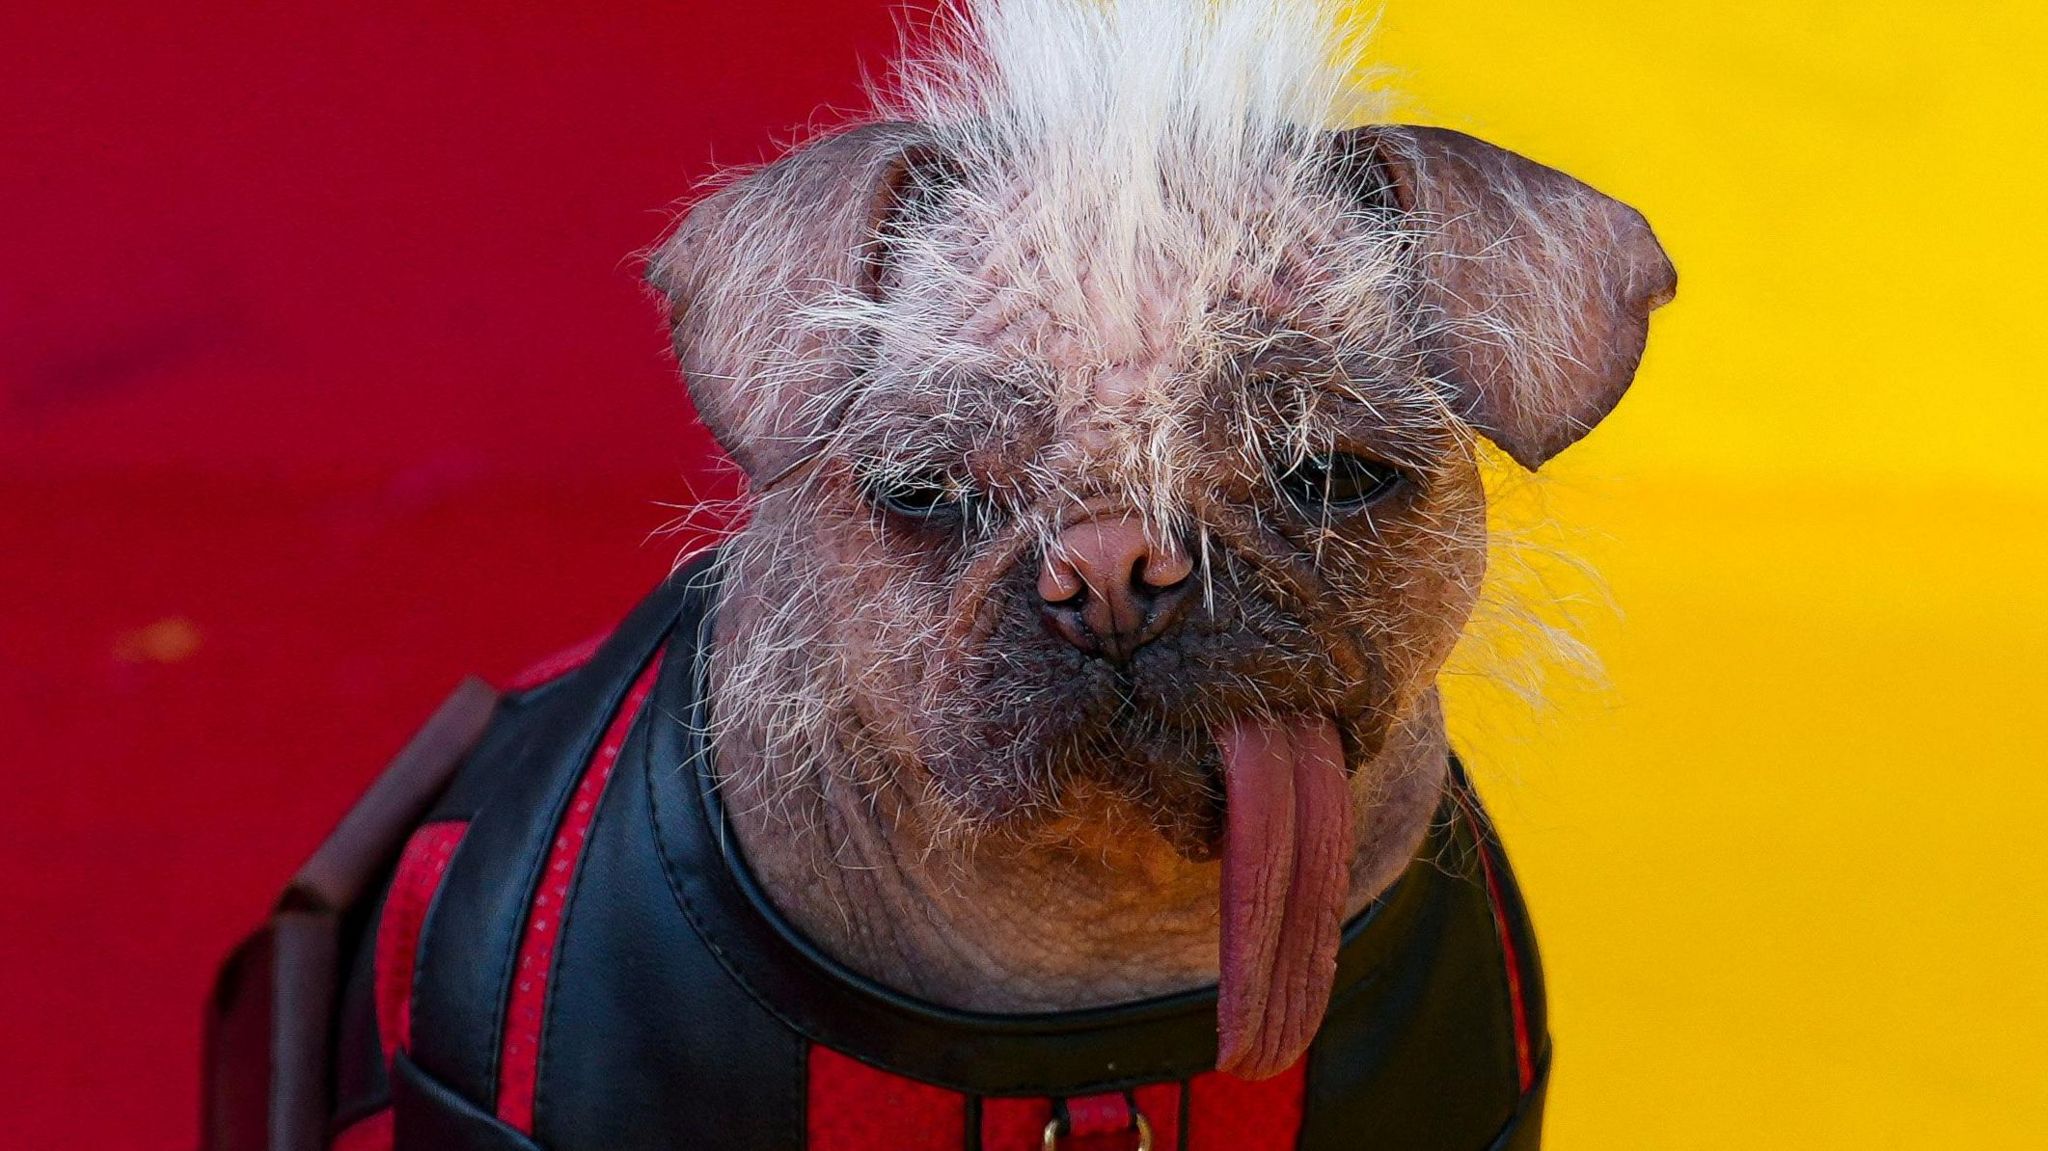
[1041,1111,1153,1151]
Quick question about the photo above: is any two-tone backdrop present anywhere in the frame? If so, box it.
[2,3,2041,1147]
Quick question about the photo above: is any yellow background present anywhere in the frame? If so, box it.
[1363,2,2048,1146]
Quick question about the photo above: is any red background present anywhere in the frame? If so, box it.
[0,4,898,1145]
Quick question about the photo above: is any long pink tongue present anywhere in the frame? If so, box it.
[1215,716,1352,1079]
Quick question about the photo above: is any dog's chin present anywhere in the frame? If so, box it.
[1086,724,1229,863]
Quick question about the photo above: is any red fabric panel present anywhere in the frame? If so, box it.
[1186,1061,1307,1151]
[806,1045,967,1151]
[495,649,667,1132]
[373,820,468,1066]
[329,1107,394,1151]
[981,1095,1053,1151]
[1466,810,1537,1093]
[501,630,614,693]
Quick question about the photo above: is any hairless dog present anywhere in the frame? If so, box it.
[651,0,1673,1080]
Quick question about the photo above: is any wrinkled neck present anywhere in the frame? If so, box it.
[713,685,1451,1014]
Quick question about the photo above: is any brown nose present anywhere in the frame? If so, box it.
[1038,516,1195,661]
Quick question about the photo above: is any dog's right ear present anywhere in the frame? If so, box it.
[648,122,944,479]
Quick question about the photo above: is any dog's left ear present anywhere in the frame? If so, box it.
[1333,126,1677,469]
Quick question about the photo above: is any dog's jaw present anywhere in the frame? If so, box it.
[711,613,1451,1041]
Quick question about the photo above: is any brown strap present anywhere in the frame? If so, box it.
[201,677,500,1151]
[287,677,500,914]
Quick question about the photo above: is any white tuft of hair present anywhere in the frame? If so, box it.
[893,0,1379,156]
[875,0,1387,338]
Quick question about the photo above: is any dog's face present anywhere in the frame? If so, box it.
[655,121,1668,845]
[650,6,1672,1077]
[824,164,1488,859]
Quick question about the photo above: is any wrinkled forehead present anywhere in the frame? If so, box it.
[867,167,1420,443]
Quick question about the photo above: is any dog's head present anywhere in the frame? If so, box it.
[650,0,1672,1078]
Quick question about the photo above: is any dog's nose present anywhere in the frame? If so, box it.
[1038,516,1195,661]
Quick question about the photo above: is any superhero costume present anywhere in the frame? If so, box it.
[203,552,1549,1151]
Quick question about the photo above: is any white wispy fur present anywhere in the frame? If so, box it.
[661,0,1641,856]
[886,0,1382,320]
[681,0,1477,842]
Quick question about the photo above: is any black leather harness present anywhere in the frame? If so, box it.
[204,556,1549,1150]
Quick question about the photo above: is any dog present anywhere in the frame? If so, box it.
[202,3,1673,1148]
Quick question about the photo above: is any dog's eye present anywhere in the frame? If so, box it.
[871,469,973,521]
[1274,452,1404,512]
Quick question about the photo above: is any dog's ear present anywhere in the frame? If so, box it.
[648,122,947,478]
[1333,126,1677,470]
